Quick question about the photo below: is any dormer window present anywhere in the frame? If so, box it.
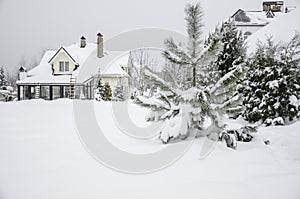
[59,61,69,72]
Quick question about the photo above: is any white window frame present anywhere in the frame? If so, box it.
[59,61,69,72]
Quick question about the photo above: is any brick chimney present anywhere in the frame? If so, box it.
[97,32,104,58]
[80,36,86,48]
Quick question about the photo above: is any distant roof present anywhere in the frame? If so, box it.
[246,7,300,54]
[97,32,103,37]
[231,9,285,26]
[81,36,86,40]
[262,1,284,5]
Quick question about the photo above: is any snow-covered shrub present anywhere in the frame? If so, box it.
[240,33,300,125]
[0,67,8,87]
[113,84,126,101]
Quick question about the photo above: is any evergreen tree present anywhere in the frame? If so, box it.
[0,67,8,87]
[162,3,204,88]
[203,20,247,118]
[95,78,105,101]
[113,84,126,101]
[136,3,255,148]
[240,33,300,125]
[103,82,112,101]
[216,20,246,76]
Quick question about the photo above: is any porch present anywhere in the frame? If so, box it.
[17,84,95,100]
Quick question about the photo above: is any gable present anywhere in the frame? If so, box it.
[232,9,251,22]
[48,47,77,65]
[266,10,275,18]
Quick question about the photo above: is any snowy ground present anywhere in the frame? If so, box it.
[0,99,300,199]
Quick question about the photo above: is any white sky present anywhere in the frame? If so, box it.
[0,0,298,74]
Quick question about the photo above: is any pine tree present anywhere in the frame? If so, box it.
[103,82,112,101]
[240,33,300,125]
[204,20,247,118]
[0,67,8,87]
[216,20,246,76]
[113,84,126,101]
[135,3,255,148]
[95,78,105,101]
[162,3,204,88]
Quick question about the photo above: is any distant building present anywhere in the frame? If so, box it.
[262,1,284,12]
[17,33,130,101]
[230,1,288,39]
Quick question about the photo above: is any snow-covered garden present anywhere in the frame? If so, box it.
[0,1,300,198]
[0,100,300,199]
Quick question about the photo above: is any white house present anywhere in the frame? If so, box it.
[16,33,130,100]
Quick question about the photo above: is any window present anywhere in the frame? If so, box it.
[59,61,70,72]
[244,31,252,39]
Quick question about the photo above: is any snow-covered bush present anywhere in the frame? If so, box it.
[0,67,8,87]
[113,84,126,101]
[240,33,300,125]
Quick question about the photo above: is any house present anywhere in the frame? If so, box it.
[16,33,130,100]
[263,1,284,12]
[230,1,288,39]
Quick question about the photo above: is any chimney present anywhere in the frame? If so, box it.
[97,32,104,58]
[19,66,27,80]
[80,36,86,48]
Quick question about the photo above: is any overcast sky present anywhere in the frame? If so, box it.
[0,0,298,74]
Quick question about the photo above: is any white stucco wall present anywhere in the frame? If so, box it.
[52,52,76,75]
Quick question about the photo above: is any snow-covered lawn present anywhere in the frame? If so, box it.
[0,100,300,199]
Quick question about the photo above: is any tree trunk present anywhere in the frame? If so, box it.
[192,64,196,87]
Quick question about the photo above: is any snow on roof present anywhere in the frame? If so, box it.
[65,42,96,65]
[75,49,129,83]
[246,8,300,54]
[262,1,284,5]
[17,42,129,84]
[232,9,285,26]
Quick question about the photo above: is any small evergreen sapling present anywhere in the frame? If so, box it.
[135,3,255,149]
[95,78,105,101]
[103,82,112,101]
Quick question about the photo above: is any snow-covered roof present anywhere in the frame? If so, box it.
[262,1,284,5]
[75,49,129,83]
[231,9,285,26]
[17,42,129,84]
[246,8,300,54]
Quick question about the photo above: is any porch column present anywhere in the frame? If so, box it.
[60,86,64,98]
[39,85,42,98]
[28,86,32,99]
[17,85,21,101]
[49,86,53,100]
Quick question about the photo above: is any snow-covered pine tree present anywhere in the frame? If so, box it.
[135,3,255,149]
[204,20,247,118]
[240,33,300,125]
[95,78,105,101]
[113,84,126,101]
[103,82,112,101]
[162,3,204,88]
[0,67,8,86]
[216,20,246,76]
